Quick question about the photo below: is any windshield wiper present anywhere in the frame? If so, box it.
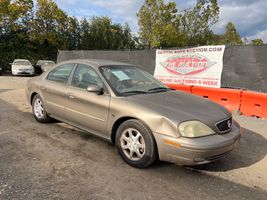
[148,87,172,92]
[121,90,148,95]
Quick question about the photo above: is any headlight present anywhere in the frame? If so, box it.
[178,121,215,138]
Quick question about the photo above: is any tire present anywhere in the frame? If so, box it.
[32,94,52,123]
[116,119,158,168]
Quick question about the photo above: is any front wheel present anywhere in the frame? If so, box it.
[116,119,158,168]
[32,94,52,123]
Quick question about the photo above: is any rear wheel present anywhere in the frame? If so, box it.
[32,94,52,123]
[116,119,157,168]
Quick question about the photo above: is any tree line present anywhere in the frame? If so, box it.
[137,0,264,48]
[0,0,264,70]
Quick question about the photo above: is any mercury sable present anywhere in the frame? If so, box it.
[26,59,241,168]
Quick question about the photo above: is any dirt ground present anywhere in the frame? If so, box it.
[0,75,266,200]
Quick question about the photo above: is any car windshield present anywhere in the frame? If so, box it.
[99,65,171,96]
[14,61,31,65]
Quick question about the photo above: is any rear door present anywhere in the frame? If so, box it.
[42,63,75,120]
[65,64,110,136]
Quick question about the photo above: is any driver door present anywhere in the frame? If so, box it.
[65,64,110,136]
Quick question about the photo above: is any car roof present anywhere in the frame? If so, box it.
[60,59,133,68]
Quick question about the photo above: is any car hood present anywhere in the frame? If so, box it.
[126,90,230,125]
[12,65,33,70]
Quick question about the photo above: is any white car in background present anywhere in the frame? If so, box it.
[11,59,35,76]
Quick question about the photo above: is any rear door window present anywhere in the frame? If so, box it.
[47,64,75,84]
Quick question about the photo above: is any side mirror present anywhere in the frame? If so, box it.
[86,85,103,95]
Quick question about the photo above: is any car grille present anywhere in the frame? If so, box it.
[216,117,232,133]
[20,69,31,72]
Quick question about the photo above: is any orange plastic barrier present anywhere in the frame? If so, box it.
[166,84,192,93]
[191,86,242,112]
[240,91,267,118]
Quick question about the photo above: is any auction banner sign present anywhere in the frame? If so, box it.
[154,45,225,88]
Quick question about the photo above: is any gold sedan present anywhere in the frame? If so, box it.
[27,59,241,168]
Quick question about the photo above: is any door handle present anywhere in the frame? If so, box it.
[40,86,46,91]
[67,93,75,99]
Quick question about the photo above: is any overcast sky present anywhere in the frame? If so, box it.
[54,0,267,43]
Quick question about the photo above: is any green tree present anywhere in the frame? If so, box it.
[31,0,69,59]
[80,16,136,50]
[80,18,91,50]
[137,0,177,49]
[223,22,243,45]
[89,16,112,49]
[0,0,34,69]
[180,0,220,46]
[0,0,33,33]
[251,38,264,45]
[121,23,135,49]
[65,17,81,50]
[137,0,220,48]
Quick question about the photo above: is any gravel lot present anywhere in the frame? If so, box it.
[0,75,266,200]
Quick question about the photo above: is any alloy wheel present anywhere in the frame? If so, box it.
[34,98,44,119]
[120,128,146,161]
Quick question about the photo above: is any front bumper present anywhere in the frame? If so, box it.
[12,69,35,76]
[153,123,241,165]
